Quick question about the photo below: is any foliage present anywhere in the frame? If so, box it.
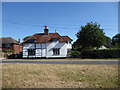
[112,33,120,47]
[3,49,13,52]
[104,36,112,48]
[23,36,31,41]
[81,49,120,59]
[76,22,106,49]
[8,53,22,59]
[71,50,81,57]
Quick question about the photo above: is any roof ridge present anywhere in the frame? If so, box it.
[62,35,72,38]
[11,38,18,43]
[1,37,12,38]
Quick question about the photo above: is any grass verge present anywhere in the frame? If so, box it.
[2,63,119,88]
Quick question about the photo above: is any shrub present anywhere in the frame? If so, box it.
[3,49,13,52]
[71,50,81,58]
[81,49,120,59]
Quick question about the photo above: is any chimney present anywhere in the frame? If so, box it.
[44,26,49,35]
[18,39,20,43]
[55,30,57,33]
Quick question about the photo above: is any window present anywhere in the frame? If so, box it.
[28,40,35,43]
[5,44,11,48]
[67,49,71,57]
[67,41,71,44]
[28,49,35,56]
[2,44,6,48]
[53,48,60,55]
[52,38,59,42]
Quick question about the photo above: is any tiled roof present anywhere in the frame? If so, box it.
[0,37,19,44]
[22,33,72,43]
[61,36,73,42]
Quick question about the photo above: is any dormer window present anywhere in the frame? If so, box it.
[67,41,71,44]
[52,38,59,42]
[27,40,35,43]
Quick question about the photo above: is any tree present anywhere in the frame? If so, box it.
[104,36,112,48]
[76,22,106,49]
[112,33,120,47]
[71,39,81,57]
[23,36,31,41]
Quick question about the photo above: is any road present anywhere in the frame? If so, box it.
[1,59,119,64]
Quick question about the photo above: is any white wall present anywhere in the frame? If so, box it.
[23,43,35,58]
[46,42,67,58]
[23,41,72,58]
[36,43,46,49]
[67,42,72,49]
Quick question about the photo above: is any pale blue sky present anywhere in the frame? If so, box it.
[2,2,118,42]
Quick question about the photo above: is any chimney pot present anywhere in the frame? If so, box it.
[18,39,20,43]
[44,25,49,35]
[55,30,57,33]
[44,26,48,29]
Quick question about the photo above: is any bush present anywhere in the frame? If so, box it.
[8,52,22,59]
[3,49,13,52]
[81,49,120,59]
[71,50,81,58]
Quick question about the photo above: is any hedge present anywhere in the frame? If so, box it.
[81,49,120,59]
[71,50,81,57]
[3,49,13,52]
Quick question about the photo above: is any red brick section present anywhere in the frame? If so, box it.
[13,44,22,54]
[2,44,22,54]
[2,47,13,51]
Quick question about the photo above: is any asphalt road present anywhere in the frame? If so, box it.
[1,59,119,64]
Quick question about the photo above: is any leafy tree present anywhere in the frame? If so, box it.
[23,36,31,41]
[104,36,112,48]
[71,40,81,57]
[72,39,80,50]
[112,33,120,47]
[76,22,106,49]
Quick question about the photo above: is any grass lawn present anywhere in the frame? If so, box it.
[2,63,119,88]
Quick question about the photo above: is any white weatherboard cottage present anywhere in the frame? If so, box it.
[22,26,72,58]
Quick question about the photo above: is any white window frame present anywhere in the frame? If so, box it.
[53,48,60,55]
[6,44,11,48]
[28,49,35,56]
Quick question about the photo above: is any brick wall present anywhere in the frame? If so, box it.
[13,44,22,54]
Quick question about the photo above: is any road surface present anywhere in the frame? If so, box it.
[1,59,119,64]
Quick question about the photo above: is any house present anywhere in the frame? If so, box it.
[94,46,108,50]
[0,37,22,58]
[98,46,107,49]
[22,26,72,58]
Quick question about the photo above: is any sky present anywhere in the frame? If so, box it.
[2,2,118,43]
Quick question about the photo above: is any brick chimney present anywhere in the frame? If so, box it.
[44,26,49,35]
[18,39,20,43]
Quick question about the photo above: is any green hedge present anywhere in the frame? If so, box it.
[71,50,81,57]
[81,49,120,59]
[3,49,13,52]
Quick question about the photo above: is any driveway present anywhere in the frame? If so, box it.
[1,59,119,64]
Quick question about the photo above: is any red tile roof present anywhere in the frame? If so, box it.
[0,37,19,44]
[61,36,73,42]
[22,33,72,43]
